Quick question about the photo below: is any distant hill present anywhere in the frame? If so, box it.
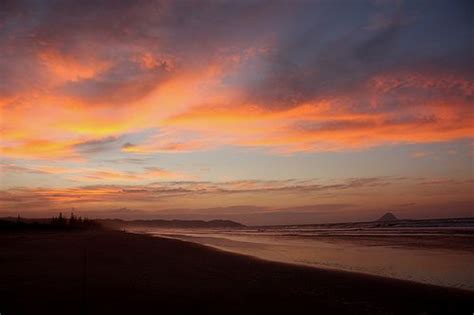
[98,219,245,229]
[376,212,398,222]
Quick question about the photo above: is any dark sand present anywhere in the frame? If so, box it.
[0,230,472,315]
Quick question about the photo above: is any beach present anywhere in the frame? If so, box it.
[0,230,472,315]
[137,222,474,290]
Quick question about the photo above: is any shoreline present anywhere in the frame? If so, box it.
[1,229,472,314]
[143,232,474,294]
[135,230,474,290]
[136,229,474,291]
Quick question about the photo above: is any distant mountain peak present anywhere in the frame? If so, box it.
[377,212,398,222]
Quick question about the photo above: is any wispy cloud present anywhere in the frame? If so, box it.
[72,167,185,182]
[0,163,74,175]
[0,1,472,159]
[0,1,472,223]
[73,136,123,154]
[411,151,431,158]
[1,163,185,183]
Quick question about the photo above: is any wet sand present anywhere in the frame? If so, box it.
[0,230,472,314]
[143,229,474,290]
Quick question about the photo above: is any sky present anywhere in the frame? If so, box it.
[0,0,472,225]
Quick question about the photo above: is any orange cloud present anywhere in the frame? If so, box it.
[1,177,472,220]
[73,167,185,182]
[411,152,430,159]
[1,42,473,161]
[0,52,239,159]
[122,139,207,153]
[146,69,473,153]
[0,163,75,174]
[0,160,186,185]
[0,139,78,159]
[39,49,110,83]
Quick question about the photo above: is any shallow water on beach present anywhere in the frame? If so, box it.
[132,224,474,291]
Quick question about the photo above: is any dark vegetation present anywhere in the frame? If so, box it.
[0,213,101,231]
[0,216,243,232]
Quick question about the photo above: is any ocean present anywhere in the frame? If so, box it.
[130,218,474,291]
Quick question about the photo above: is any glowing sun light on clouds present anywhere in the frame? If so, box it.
[0,0,472,222]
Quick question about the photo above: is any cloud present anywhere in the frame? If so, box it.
[73,136,123,154]
[0,163,74,175]
[122,139,208,153]
[412,151,430,158]
[418,178,458,185]
[0,164,48,174]
[0,177,391,212]
[0,0,472,160]
[60,59,170,105]
[72,167,183,182]
[39,48,111,83]
[1,162,184,184]
[102,157,149,165]
[1,174,472,224]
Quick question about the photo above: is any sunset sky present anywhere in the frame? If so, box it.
[0,0,472,225]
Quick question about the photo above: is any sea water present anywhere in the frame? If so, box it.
[130,219,474,290]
